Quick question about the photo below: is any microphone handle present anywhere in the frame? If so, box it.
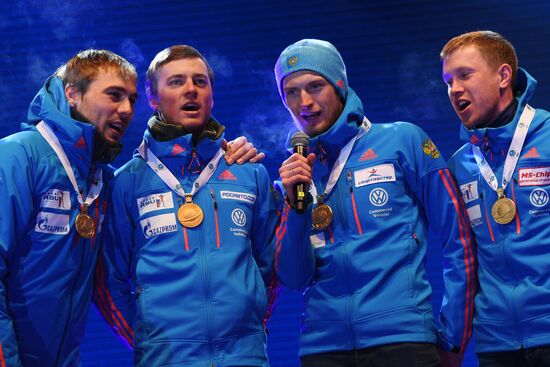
[293,145,307,213]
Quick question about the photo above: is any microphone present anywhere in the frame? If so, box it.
[290,132,310,213]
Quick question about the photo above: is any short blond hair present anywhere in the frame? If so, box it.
[56,49,137,94]
[441,31,518,87]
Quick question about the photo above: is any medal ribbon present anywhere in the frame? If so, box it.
[138,140,224,200]
[472,104,535,195]
[310,117,372,204]
[36,121,103,209]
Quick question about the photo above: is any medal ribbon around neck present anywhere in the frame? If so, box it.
[310,117,372,204]
[309,118,372,230]
[138,140,224,227]
[36,121,103,237]
[471,104,535,223]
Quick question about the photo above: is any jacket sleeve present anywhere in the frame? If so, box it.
[92,171,135,349]
[250,164,279,288]
[401,125,477,353]
[272,181,316,292]
[0,141,33,367]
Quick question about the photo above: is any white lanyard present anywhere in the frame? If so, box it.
[138,140,223,200]
[310,117,372,203]
[472,104,535,194]
[36,121,103,208]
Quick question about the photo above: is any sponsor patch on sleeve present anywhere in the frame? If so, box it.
[466,204,483,227]
[140,213,178,239]
[41,189,71,210]
[518,167,550,186]
[354,164,396,188]
[220,191,257,204]
[137,192,174,216]
[459,180,479,204]
[35,211,70,235]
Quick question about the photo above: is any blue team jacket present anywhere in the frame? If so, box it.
[0,76,111,367]
[448,68,550,353]
[275,88,476,357]
[94,123,278,367]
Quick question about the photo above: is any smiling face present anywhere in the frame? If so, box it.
[149,57,213,134]
[282,70,344,137]
[66,66,137,145]
[442,45,513,129]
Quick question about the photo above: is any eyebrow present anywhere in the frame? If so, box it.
[105,86,138,100]
[284,78,327,91]
[167,73,208,79]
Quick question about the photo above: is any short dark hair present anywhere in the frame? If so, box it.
[145,45,214,100]
[55,49,137,94]
[440,30,518,87]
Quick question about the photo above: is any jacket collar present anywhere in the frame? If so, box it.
[141,116,225,168]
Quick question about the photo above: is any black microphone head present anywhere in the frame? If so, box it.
[290,131,309,148]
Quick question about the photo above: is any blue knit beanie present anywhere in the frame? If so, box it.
[274,39,348,104]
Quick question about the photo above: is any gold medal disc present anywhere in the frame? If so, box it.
[75,212,95,239]
[312,203,333,230]
[178,203,204,228]
[491,197,516,224]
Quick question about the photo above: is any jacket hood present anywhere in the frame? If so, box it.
[23,76,97,166]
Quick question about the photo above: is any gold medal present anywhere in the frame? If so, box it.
[75,204,95,239]
[177,196,204,228]
[491,188,516,225]
[312,203,333,230]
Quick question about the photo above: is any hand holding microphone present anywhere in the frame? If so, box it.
[279,132,316,214]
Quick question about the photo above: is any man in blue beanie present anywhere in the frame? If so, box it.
[274,39,475,366]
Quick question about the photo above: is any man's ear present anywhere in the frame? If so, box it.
[498,63,513,89]
[65,84,81,108]
[148,95,159,110]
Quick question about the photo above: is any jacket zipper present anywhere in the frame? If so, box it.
[510,178,521,235]
[197,193,215,363]
[178,197,190,251]
[335,175,355,347]
[210,189,220,248]
[56,207,89,365]
[347,170,363,235]
[480,192,496,243]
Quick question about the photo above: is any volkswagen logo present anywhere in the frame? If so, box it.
[530,188,549,208]
[369,188,388,207]
[231,208,247,226]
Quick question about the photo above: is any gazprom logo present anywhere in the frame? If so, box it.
[35,212,70,235]
[530,188,549,207]
[140,213,178,239]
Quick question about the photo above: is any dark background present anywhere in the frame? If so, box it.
[2,1,549,365]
